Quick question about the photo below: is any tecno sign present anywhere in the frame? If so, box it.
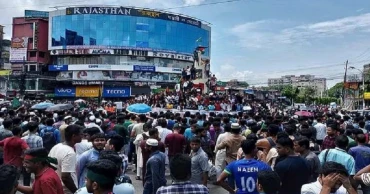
[107,90,126,94]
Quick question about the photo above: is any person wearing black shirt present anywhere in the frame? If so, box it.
[275,136,310,194]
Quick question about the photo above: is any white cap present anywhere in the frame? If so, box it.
[96,118,102,124]
[231,123,241,129]
[64,116,72,120]
[29,112,36,116]
[1,107,6,112]
[146,138,158,147]
[89,115,96,121]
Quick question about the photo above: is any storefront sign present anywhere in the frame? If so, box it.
[102,87,131,97]
[89,49,114,54]
[72,81,104,85]
[148,51,194,61]
[11,37,28,48]
[49,65,68,71]
[133,65,155,72]
[76,86,100,97]
[25,10,49,18]
[66,7,201,28]
[50,49,89,55]
[33,22,39,49]
[10,48,27,62]
[364,92,370,100]
[55,87,76,97]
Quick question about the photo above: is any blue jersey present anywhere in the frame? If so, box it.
[225,159,271,194]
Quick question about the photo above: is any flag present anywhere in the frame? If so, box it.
[196,37,202,42]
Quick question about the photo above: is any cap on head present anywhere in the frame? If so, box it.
[146,138,158,146]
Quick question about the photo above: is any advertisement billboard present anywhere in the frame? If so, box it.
[73,71,113,80]
[55,87,76,97]
[133,65,156,72]
[102,87,131,97]
[60,71,180,82]
[66,7,201,28]
[148,51,194,62]
[49,65,68,71]
[25,10,49,18]
[10,48,27,62]
[364,92,370,100]
[11,37,28,48]
[76,86,100,97]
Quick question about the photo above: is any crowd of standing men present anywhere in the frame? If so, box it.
[1,104,370,194]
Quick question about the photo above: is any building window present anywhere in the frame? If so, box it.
[30,51,36,57]
[39,52,45,58]
[29,65,36,72]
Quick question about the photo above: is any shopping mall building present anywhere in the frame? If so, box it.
[8,6,211,98]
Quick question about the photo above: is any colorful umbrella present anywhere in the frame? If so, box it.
[31,102,55,110]
[127,103,152,114]
[294,111,314,117]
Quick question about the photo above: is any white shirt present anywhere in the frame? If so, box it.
[49,143,78,194]
[75,139,93,157]
[301,179,347,194]
[314,122,327,141]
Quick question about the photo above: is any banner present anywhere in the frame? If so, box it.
[88,49,114,54]
[55,87,76,97]
[33,22,39,49]
[148,51,194,61]
[102,87,131,97]
[56,72,73,80]
[11,37,28,48]
[49,65,68,71]
[133,65,155,72]
[25,10,49,18]
[50,49,89,55]
[10,48,27,62]
[66,7,201,28]
[365,92,370,100]
[72,81,104,85]
[73,71,113,80]
[76,86,100,97]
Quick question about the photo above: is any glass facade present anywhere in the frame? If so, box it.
[51,14,210,56]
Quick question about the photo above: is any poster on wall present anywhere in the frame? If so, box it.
[9,48,27,62]
[11,37,28,48]
[111,71,132,81]
[56,72,73,80]
[73,71,113,80]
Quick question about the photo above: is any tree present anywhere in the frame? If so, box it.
[327,82,343,98]
[282,85,299,103]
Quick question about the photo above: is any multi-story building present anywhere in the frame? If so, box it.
[48,6,211,98]
[268,74,327,96]
[9,10,55,99]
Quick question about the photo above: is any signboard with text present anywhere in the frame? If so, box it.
[10,48,27,62]
[76,86,100,97]
[133,65,155,72]
[66,7,201,28]
[25,10,49,18]
[49,65,68,71]
[102,87,131,97]
[55,87,76,97]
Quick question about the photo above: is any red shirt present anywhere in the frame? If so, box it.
[0,137,28,167]
[33,167,64,194]
[215,103,221,111]
[164,133,186,157]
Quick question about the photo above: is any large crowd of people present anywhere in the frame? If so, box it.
[0,95,370,194]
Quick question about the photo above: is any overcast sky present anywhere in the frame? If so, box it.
[1,0,370,88]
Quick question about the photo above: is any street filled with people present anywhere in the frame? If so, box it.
[0,94,370,194]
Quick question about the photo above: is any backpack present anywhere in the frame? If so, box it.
[42,127,57,152]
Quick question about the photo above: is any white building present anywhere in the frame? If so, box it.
[268,74,327,96]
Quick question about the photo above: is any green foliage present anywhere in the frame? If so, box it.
[327,82,343,98]
[313,97,339,105]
